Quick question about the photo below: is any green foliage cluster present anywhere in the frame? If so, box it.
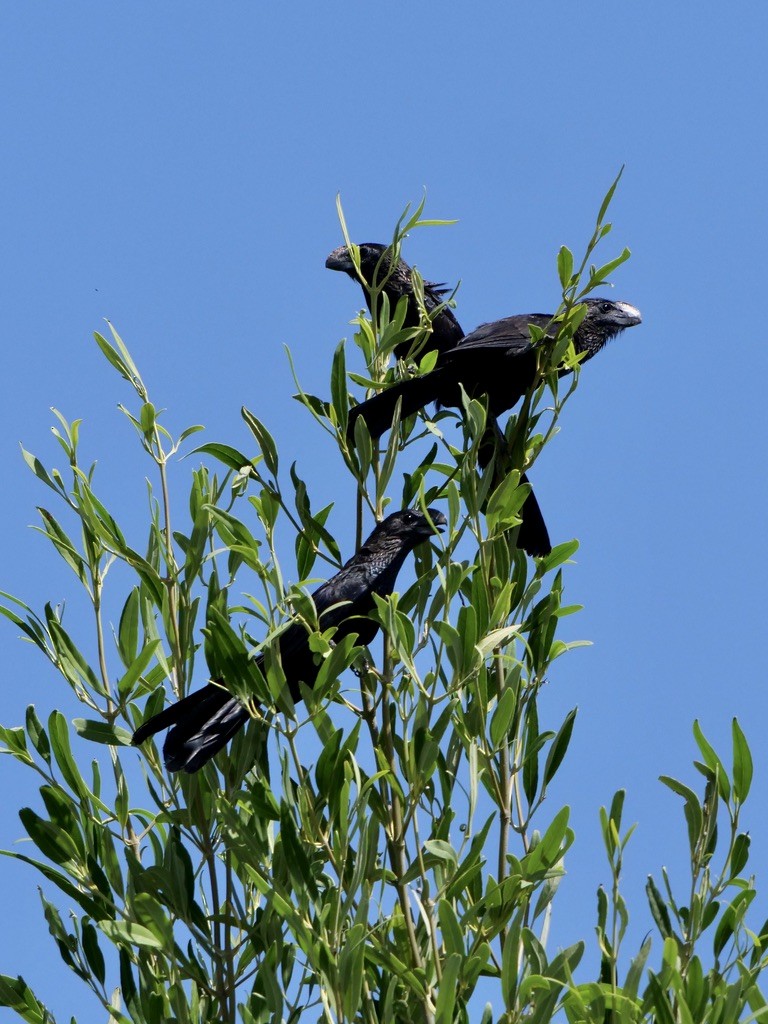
[1,185,767,1023]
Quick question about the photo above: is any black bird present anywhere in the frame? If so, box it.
[132,508,446,773]
[327,242,554,555]
[325,242,464,360]
[346,298,642,443]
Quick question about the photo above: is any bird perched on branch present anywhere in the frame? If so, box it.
[345,297,642,440]
[328,243,641,553]
[328,244,632,557]
[325,242,464,360]
[132,508,446,773]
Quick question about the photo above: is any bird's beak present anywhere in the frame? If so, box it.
[613,301,642,327]
[325,246,354,272]
[424,508,448,534]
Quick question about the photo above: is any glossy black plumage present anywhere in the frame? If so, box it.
[347,299,642,439]
[327,243,592,556]
[325,242,464,360]
[132,508,446,773]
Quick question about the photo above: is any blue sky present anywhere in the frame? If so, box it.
[1,3,767,1019]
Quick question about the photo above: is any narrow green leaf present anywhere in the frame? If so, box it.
[597,166,624,226]
[692,720,729,799]
[72,720,133,746]
[19,446,61,496]
[476,624,521,659]
[193,442,253,473]
[339,922,365,1021]
[81,921,106,986]
[731,718,753,803]
[329,340,348,431]
[117,587,140,667]
[646,875,674,939]
[659,774,702,855]
[438,900,465,957]
[490,688,516,748]
[25,706,51,764]
[241,407,279,476]
[435,953,462,1024]
[48,711,88,798]
[116,639,162,699]
[19,808,81,866]
[99,920,165,949]
[543,708,577,787]
[557,246,574,288]
[0,974,51,1021]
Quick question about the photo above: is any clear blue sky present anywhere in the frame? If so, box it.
[1,4,767,1019]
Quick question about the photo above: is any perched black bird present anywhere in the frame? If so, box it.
[346,298,642,441]
[132,508,446,773]
[327,242,553,555]
[325,242,464,360]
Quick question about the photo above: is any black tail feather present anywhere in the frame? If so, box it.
[516,476,551,558]
[163,697,249,773]
[133,682,250,773]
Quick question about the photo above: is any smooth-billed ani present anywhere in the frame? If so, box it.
[345,298,642,439]
[132,507,446,773]
[325,242,463,359]
[326,243,582,556]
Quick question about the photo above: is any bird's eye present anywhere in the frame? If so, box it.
[600,301,612,313]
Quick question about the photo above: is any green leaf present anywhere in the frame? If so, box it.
[557,246,574,288]
[241,407,279,476]
[34,509,87,584]
[72,719,133,746]
[423,839,458,872]
[0,850,108,920]
[25,706,50,764]
[19,445,62,496]
[139,401,156,436]
[117,587,140,667]
[537,539,579,575]
[0,974,51,1021]
[193,441,253,473]
[730,832,751,878]
[692,720,729,800]
[338,922,365,1021]
[490,687,516,748]
[116,638,163,698]
[596,166,624,226]
[19,807,81,865]
[99,323,145,393]
[659,774,702,856]
[646,875,674,940]
[476,624,521,659]
[329,340,348,431]
[435,953,462,1024]
[48,711,88,799]
[81,920,106,986]
[522,701,540,806]
[731,718,753,803]
[437,900,465,957]
[99,920,165,949]
[485,470,528,534]
[591,247,631,286]
[543,708,577,787]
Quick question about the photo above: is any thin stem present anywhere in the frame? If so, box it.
[378,657,428,985]
[157,451,184,695]
[496,652,511,886]
[92,573,114,717]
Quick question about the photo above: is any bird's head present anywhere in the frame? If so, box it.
[368,507,447,550]
[325,242,409,286]
[573,298,642,358]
